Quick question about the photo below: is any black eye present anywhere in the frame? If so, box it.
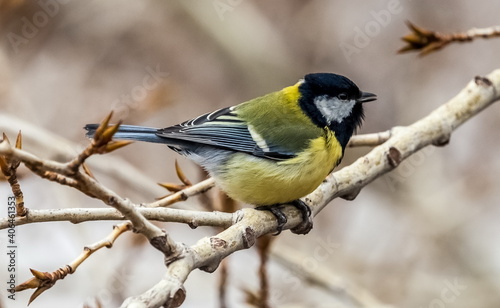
[338,93,348,100]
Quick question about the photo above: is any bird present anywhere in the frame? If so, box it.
[85,73,376,234]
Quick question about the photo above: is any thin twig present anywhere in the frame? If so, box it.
[257,235,273,308]
[218,259,229,308]
[150,178,216,208]
[0,114,179,302]
[0,132,27,216]
[399,21,500,56]
[0,207,233,229]
[15,223,132,304]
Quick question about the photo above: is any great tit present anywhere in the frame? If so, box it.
[85,73,376,234]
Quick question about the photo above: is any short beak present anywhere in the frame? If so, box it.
[358,91,377,103]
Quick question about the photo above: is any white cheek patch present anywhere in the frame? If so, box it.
[314,96,356,125]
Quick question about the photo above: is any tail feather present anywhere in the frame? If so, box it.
[84,124,166,144]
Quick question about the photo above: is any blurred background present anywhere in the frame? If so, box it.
[1,1,500,307]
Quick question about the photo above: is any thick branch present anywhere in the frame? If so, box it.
[347,130,391,147]
[2,69,499,307]
[313,74,499,213]
[122,69,500,307]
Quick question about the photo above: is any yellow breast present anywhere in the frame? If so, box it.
[215,130,343,205]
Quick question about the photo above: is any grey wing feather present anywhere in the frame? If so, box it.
[157,107,294,160]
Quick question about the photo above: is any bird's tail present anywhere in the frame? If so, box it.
[84,124,165,144]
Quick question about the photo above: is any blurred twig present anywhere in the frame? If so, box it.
[257,235,273,308]
[218,259,229,308]
[215,189,240,308]
[242,234,274,308]
[271,245,391,308]
[399,21,500,56]
[0,114,170,202]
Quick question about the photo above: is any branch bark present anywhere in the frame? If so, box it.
[1,69,499,307]
[120,71,500,307]
[0,206,233,229]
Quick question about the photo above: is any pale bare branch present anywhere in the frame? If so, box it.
[1,69,499,307]
[121,69,500,307]
[347,130,391,147]
[0,207,233,229]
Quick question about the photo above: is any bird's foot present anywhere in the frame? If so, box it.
[289,199,313,235]
[255,200,313,235]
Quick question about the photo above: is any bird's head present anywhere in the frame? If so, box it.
[298,73,376,147]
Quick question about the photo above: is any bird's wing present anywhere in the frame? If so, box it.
[157,106,296,160]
